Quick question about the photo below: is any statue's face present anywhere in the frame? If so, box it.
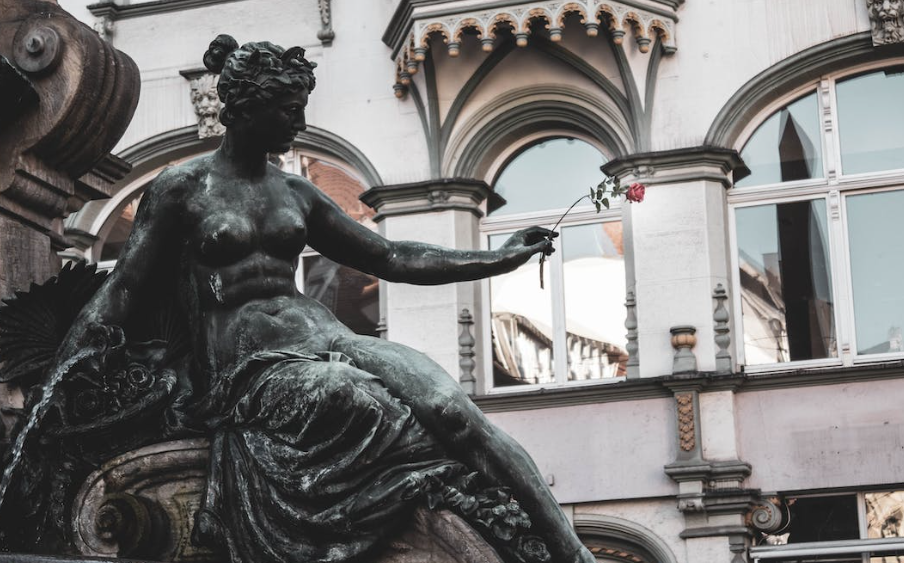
[240,88,308,153]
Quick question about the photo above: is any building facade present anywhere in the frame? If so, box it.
[41,0,904,560]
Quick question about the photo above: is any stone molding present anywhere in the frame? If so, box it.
[601,145,748,188]
[574,514,680,563]
[360,178,501,221]
[87,0,246,20]
[383,0,678,96]
[705,32,904,148]
[867,0,904,45]
[473,360,904,412]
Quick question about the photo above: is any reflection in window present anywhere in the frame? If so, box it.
[837,69,904,175]
[489,234,555,386]
[735,92,823,187]
[847,191,904,355]
[302,255,379,337]
[561,223,627,380]
[490,138,606,216]
[736,200,835,364]
[99,194,143,262]
[867,491,904,539]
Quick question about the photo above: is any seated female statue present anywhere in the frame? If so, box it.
[53,35,596,563]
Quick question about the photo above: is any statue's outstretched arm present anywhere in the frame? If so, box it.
[56,167,185,358]
[303,179,555,285]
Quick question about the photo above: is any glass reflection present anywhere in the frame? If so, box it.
[837,69,904,175]
[847,191,904,355]
[100,194,143,262]
[736,200,835,364]
[302,255,379,337]
[736,92,823,187]
[867,491,904,540]
[489,234,555,386]
[490,138,606,216]
[561,223,627,381]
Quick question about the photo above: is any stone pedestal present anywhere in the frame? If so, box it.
[72,440,503,563]
[360,179,500,383]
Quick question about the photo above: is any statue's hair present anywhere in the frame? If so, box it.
[202,34,317,126]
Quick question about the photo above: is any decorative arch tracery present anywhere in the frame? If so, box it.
[391,0,677,96]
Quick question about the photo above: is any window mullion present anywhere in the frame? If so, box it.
[830,190,856,366]
[549,225,568,385]
[819,77,840,184]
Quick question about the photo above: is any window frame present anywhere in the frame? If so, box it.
[729,59,904,372]
[750,490,904,562]
[478,136,627,394]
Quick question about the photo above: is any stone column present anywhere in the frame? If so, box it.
[360,179,500,383]
[602,147,746,379]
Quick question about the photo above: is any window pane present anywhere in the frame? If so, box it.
[736,92,823,187]
[867,492,904,539]
[489,234,555,386]
[736,200,836,364]
[837,69,904,175]
[302,255,379,337]
[561,223,627,381]
[847,191,904,355]
[785,495,860,544]
[490,138,606,216]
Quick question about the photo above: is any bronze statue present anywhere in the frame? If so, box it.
[1,35,596,563]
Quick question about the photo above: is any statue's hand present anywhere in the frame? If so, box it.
[500,226,558,262]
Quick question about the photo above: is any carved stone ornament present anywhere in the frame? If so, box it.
[318,0,335,46]
[676,393,695,452]
[868,0,904,45]
[188,73,225,139]
[389,0,678,95]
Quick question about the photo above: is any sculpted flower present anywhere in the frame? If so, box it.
[626,182,646,203]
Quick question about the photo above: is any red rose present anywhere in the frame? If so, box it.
[626,183,645,203]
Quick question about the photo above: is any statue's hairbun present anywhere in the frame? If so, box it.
[203,34,239,73]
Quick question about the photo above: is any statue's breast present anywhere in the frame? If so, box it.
[260,207,307,259]
[196,211,255,266]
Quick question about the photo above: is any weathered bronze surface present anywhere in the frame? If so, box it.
[0,35,594,563]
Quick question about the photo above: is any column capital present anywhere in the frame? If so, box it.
[360,178,504,222]
[602,146,749,188]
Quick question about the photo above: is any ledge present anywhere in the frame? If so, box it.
[601,145,750,188]
[360,178,504,221]
[474,362,904,412]
[88,0,246,20]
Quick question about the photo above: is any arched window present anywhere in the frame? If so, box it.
[731,64,904,370]
[482,137,627,390]
[93,150,380,337]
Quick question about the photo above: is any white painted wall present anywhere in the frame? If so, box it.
[738,378,904,492]
[487,398,677,504]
